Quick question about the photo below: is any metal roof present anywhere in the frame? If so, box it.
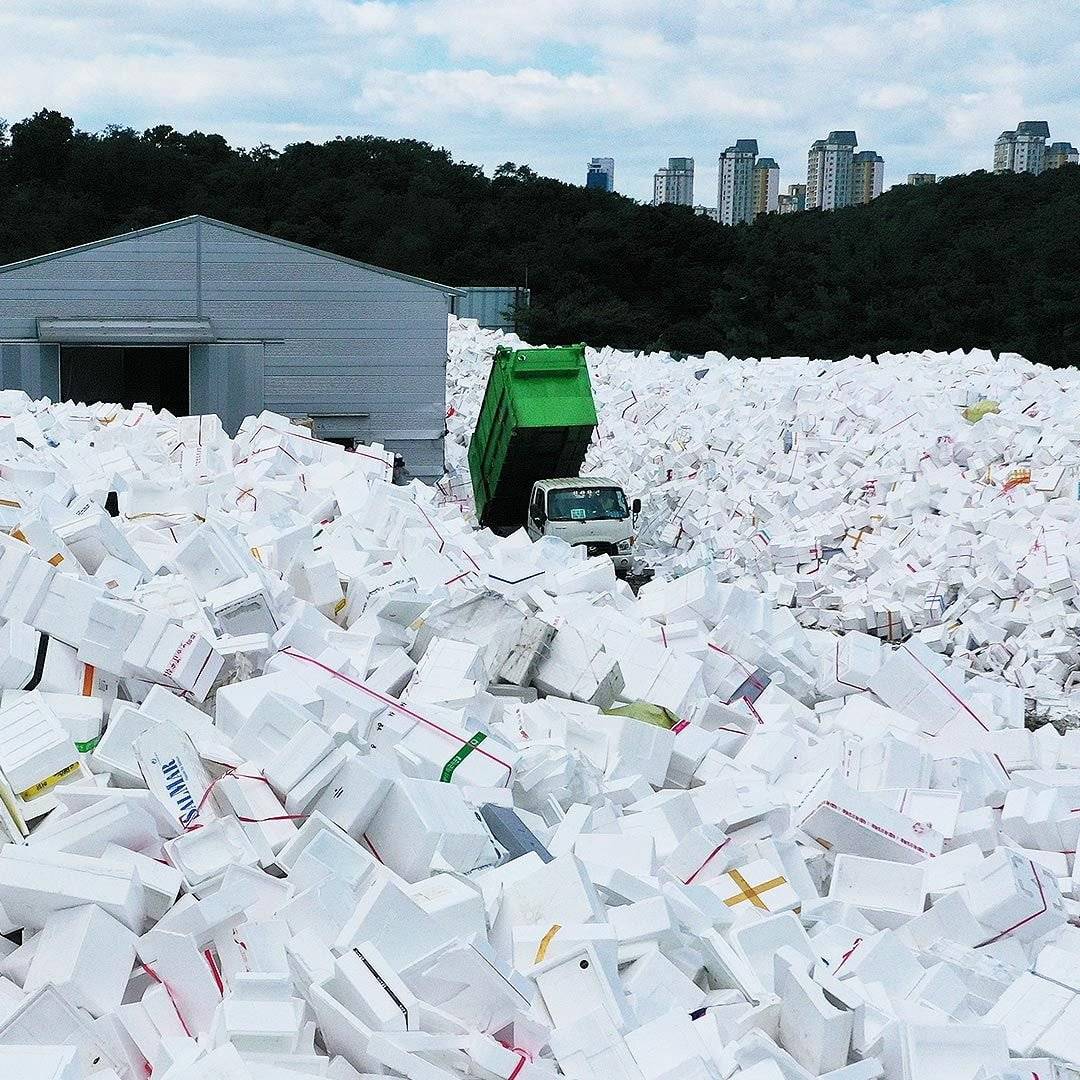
[0,215,464,296]
[537,476,622,490]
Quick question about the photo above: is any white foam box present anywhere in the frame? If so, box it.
[23,904,136,1018]
[978,971,1072,1057]
[263,722,335,797]
[102,843,183,922]
[816,631,883,697]
[870,644,992,737]
[134,725,215,832]
[172,524,249,597]
[531,623,625,710]
[0,620,39,689]
[896,1022,1009,1080]
[216,767,298,864]
[0,985,120,1075]
[843,735,932,792]
[325,944,417,1032]
[76,596,146,672]
[219,997,306,1053]
[277,814,381,896]
[393,712,516,789]
[876,787,961,839]
[661,824,732,887]
[530,941,633,1031]
[138,684,237,766]
[794,771,943,863]
[706,858,801,921]
[284,745,352,817]
[55,508,149,578]
[828,854,927,930]
[207,573,280,637]
[32,694,103,756]
[775,947,853,1075]
[93,554,143,597]
[135,930,222,1039]
[26,794,159,858]
[334,878,457,972]
[730,912,816,994]
[163,816,261,893]
[964,848,1066,944]
[28,572,105,649]
[310,755,392,839]
[0,556,54,626]
[1033,994,1080,1065]
[0,1046,81,1080]
[494,853,606,931]
[0,846,144,931]
[90,701,161,786]
[403,873,487,942]
[365,649,416,696]
[363,777,496,882]
[290,553,343,615]
[0,693,84,820]
[591,711,674,788]
[35,638,116,706]
[622,950,707,1022]
[144,625,223,701]
[215,672,323,739]
[231,692,313,766]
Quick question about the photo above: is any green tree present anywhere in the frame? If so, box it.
[0,107,1077,367]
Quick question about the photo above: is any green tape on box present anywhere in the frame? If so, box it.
[75,735,102,754]
[440,732,487,782]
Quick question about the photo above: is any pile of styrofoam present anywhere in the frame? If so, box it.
[446,317,1080,703]
[0,388,1077,1080]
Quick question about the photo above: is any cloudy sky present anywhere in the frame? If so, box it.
[1,0,1077,203]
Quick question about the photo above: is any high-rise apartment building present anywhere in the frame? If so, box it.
[851,150,885,204]
[751,157,780,217]
[717,139,758,225]
[653,157,695,206]
[907,173,937,185]
[806,130,858,210]
[994,121,1051,174]
[777,183,806,214]
[1045,142,1079,170]
[586,157,615,191]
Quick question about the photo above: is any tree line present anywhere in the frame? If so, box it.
[1,108,1077,365]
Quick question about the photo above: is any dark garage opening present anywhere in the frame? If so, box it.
[60,346,190,416]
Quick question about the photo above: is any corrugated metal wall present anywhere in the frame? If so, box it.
[452,286,529,331]
[0,218,452,478]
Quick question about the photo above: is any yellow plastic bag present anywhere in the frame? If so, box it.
[962,399,1000,423]
[603,702,678,729]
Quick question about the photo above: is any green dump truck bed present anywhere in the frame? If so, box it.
[468,344,597,530]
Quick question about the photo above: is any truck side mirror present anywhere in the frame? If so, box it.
[631,498,642,517]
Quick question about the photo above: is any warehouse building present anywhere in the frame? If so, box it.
[0,215,460,479]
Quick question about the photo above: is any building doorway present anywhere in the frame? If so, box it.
[60,346,190,416]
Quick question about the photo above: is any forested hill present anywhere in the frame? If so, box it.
[1,108,1078,365]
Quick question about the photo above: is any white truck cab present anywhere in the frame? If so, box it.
[525,477,640,574]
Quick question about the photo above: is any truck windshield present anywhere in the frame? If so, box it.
[546,487,628,521]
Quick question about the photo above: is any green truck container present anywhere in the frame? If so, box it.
[468,344,597,530]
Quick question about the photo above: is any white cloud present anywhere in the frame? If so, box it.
[863,84,930,110]
[310,0,401,35]
[356,68,655,126]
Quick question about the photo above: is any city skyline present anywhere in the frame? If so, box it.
[1,1,1077,205]
[601,116,1073,216]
